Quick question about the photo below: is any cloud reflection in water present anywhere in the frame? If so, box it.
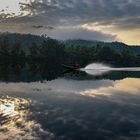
[80,78,140,98]
[0,77,140,139]
[0,96,54,140]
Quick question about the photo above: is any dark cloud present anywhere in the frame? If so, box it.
[17,0,140,26]
[0,0,137,27]
[0,0,140,42]
[32,25,54,29]
[33,25,44,28]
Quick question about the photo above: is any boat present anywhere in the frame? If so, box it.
[62,64,80,70]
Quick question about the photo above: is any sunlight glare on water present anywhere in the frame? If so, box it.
[0,96,30,121]
[0,95,54,139]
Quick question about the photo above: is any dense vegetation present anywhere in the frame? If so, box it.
[0,33,140,67]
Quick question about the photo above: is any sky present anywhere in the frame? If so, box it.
[0,0,140,45]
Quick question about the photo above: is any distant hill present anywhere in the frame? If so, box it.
[64,39,140,55]
[0,32,46,49]
[0,33,140,55]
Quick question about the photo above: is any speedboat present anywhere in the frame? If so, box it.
[62,64,80,71]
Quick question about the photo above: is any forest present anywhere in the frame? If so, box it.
[0,33,140,67]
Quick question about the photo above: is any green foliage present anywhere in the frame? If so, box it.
[0,34,139,67]
[0,37,10,57]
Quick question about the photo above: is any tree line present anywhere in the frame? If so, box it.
[0,37,140,67]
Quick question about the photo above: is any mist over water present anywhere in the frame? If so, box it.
[82,63,140,76]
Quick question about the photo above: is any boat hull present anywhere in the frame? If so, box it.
[62,64,80,70]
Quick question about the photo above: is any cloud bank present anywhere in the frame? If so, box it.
[0,0,140,44]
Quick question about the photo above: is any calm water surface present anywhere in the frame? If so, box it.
[0,64,140,140]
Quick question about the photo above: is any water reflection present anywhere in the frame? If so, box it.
[0,62,140,82]
[0,96,54,140]
[0,97,18,119]
[0,78,140,139]
[0,62,140,139]
[0,62,63,82]
[80,78,140,100]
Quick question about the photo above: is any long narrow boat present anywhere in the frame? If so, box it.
[62,64,80,70]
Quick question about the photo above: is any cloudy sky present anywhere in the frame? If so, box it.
[0,0,140,45]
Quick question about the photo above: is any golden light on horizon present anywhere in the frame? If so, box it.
[82,22,140,45]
